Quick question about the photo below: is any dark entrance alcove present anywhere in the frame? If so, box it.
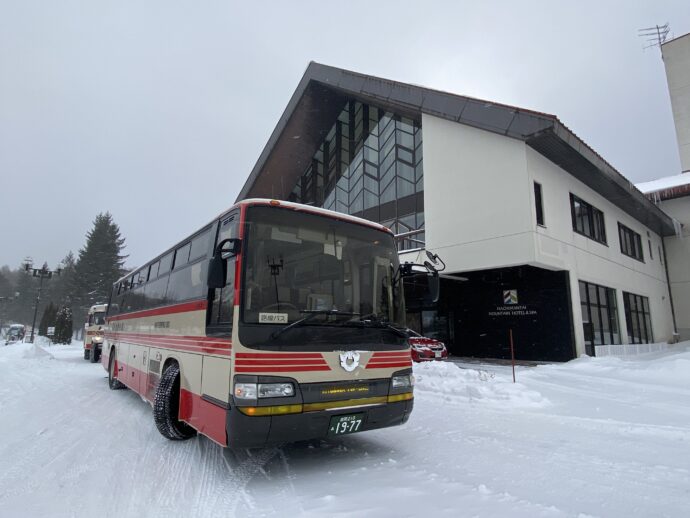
[407,265,576,362]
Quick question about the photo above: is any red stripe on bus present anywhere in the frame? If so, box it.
[109,332,231,348]
[366,362,412,369]
[109,331,231,343]
[235,365,331,373]
[108,336,231,347]
[108,338,231,356]
[235,352,323,359]
[370,351,410,356]
[235,359,328,366]
[107,300,208,322]
[179,389,227,447]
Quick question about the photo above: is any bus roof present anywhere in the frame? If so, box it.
[115,199,393,285]
[238,199,391,233]
[89,304,108,313]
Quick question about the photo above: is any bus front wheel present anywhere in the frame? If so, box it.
[108,351,125,390]
[153,363,197,441]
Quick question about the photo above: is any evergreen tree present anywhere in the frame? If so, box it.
[73,213,127,315]
[12,263,36,325]
[50,252,78,308]
[0,270,12,298]
[39,302,57,337]
[0,270,14,330]
[53,306,73,344]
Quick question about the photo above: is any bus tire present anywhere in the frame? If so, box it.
[84,348,90,360]
[90,346,99,363]
[153,363,197,441]
[108,351,125,390]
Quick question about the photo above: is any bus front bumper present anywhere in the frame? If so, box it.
[225,398,413,449]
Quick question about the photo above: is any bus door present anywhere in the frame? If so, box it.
[126,343,147,395]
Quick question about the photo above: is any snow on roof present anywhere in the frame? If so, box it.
[636,172,690,194]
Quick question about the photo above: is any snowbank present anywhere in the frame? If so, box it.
[535,342,690,388]
[0,341,53,362]
[414,360,551,409]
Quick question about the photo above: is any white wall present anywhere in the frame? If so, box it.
[659,196,690,339]
[422,114,535,273]
[526,147,675,352]
[663,33,690,172]
[420,113,676,356]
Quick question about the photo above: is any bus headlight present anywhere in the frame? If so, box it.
[234,382,295,400]
[234,383,257,399]
[258,383,295,398]
[391,374,414,390]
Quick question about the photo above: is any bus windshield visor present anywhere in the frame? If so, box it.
[242,206,404,329]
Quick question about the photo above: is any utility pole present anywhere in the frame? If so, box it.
[23,260,61,343]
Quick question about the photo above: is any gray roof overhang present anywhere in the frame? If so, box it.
[237,62,675,237]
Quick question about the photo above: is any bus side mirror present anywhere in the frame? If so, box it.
[427,273,440,304]
[400,267,440,307]
[218,238,241,257]
[207,238,241,290]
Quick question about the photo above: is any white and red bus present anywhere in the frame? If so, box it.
[103,199,424,448]
[84,303,107,362]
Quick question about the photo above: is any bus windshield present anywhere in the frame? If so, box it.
[241,206,405,346]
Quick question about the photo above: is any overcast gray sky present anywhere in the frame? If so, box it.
[1,0,688,270]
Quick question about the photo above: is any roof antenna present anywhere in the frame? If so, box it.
[638,23,670,52]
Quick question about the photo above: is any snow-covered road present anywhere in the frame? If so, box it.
[1,341,689,518]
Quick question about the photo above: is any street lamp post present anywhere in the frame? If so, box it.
[24,261,61,343]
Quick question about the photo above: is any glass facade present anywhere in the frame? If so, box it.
[289,100,424,251]
[579,280,620,356]
[623,292,653,344]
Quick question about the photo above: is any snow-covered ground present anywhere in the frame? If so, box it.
[1,340,689,518]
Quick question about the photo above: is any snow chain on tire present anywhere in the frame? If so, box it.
[153,363,197,441]
[108,352,125,390]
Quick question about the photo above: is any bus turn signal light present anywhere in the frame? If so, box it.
[238,404,303,416]
[387,392,413,403]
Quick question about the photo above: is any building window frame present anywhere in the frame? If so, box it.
[570,193,607,244]
[623,292,653,344]
[618,222,644,262]
[579,280,620,356]
[534,181,545,227]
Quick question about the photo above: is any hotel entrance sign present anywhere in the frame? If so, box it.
[503,290,518,305]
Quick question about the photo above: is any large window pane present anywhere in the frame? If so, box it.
[571,194,607,244]
[579,280,620,353]
[623,292,652,344]
[288,99,424,252]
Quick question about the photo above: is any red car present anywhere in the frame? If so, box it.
[405,329,449,362]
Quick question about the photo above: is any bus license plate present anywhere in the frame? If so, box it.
[328,413,364,436]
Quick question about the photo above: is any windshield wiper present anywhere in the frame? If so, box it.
[351,315,408,338]
[269,310,360,341]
